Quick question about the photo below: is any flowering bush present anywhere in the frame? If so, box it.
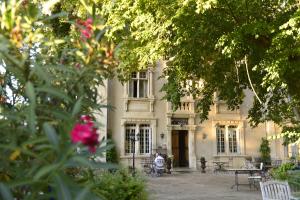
[0,1,118,199]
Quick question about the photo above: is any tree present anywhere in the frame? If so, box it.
[102,0,300,142]
[259,138,271,165]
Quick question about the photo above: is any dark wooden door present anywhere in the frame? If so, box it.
[172,130,188,167]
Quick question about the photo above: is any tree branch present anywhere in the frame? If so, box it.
[245,55,262,104]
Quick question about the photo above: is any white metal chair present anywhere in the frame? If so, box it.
[260,180,298,200]
[248,162,264,189]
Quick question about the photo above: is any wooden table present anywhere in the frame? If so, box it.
[213,161,229,172]
[226,168,262,191]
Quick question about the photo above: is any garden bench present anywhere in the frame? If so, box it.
[260,180,299,200]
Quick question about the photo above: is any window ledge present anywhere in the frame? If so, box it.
[124,97,155,101]
[120,155,152,159]
[213,154,247,157]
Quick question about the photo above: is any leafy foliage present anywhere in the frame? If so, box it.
[0,0,117,199]
[92,169,148,200]
[259,138,271,165]
[106,132,119,164]
[270,162,295,180]
[102,0,300,142]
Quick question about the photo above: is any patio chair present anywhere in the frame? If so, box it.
[248,162,264,189]
[260,180,298,200]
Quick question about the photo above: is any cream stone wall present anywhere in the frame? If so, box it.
[107,61,287,169]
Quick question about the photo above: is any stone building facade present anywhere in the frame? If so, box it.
[106,61,292,169]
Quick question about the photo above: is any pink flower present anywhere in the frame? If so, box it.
[76,18,93,40]
[81,29,92,39]
[85,18,93,25]
[70,116,99,153]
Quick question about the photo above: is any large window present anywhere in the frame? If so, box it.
[228,126,237,153]
[216,125,239,154]
[139,124,150,154]
[216,125,225,153]
[129,71,148,98]
[125,123,151,155]
[125,124,136,154]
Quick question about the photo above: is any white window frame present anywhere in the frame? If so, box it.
[228,125,238,153]
[125,124,136,154]
[128,71,149,98]
[124,123,151,155]
[139,124,150,154]
[216,124,240,155]
[216,125,226,154]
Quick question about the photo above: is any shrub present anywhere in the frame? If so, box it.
[106,132,119,164]
[259,138,271,165]
[92,169,148,200]
[270,162,295,180]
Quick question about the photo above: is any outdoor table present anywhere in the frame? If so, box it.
[213,161,229,172]
[226,168,262,191]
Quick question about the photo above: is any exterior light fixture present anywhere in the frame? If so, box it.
[129,132,140,176]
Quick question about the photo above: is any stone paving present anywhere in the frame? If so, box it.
[146,171,262,200]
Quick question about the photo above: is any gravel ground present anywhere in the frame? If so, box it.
[146,171,262,200]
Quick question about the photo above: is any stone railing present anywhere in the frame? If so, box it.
[167,101,195,114]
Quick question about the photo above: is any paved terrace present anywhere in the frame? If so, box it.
[146,170,261,200]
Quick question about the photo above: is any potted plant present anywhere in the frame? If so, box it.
[200,157,207,173]
[166,155,173,174]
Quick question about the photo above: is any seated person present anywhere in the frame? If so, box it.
[154,153,165,175]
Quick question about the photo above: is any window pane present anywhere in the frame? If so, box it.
[216,126,225,154]
[129,80,138,97]
[139,128,145,154]
[139,71,147,79]
[228,127,237,153]
[139,124,150,154]
[125,124,136,154]
[139,80,148,98]
[131,72,137,78]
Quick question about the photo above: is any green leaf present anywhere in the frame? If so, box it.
[43,123,59,148]
[33,65,52,84]
[27,104,37,134]
[67,156,94,168]
[72,97,83,117]
[28,3,38,19]
[41,12,68,21]
[75,187,90,200]
[25,82,36,107]
[79,0,92,14]
[0,183,13,200]
[7,179,37,188]
[36,86,72,102]
[34,163,60,180]
[55,175,72,200]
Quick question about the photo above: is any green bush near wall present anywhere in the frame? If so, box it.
[270,163,295,180]
[259,138,271,165]
[93,169,148,200]
[106,131,119,164]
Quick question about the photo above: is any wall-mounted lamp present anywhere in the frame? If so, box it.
[160,133,165,139]
[202,133,207,140]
